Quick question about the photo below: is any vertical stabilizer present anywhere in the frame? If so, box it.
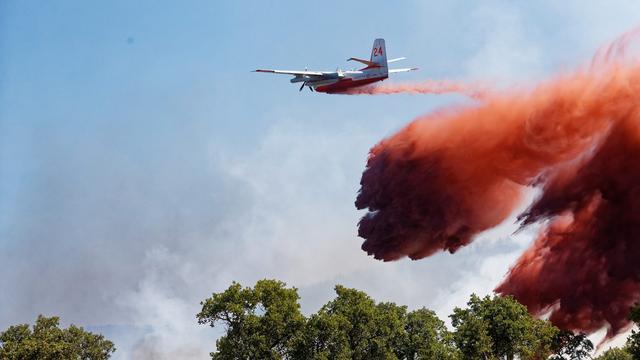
[370,39,388,68]
[369,38,388,77]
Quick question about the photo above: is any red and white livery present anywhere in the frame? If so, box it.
[254,39,417,93]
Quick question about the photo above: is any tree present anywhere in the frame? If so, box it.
[197,279,306,360]
[450,305,495,360]
[199,281,463,360]
[450,294,558,360]
[294,285,406,360]
[0,315,115,360]
[595,348,634,360]
[401,308,459,360]
[627,304,640,360]
[550,330,594,360]
[199,280,611,360]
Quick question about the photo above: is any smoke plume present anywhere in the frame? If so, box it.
[356,27,640,337]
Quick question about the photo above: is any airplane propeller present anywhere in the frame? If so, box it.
[299,82,314,92]
[300,67,310,92]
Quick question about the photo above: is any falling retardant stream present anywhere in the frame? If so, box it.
[354,27,640,339]
[343,80,487,100]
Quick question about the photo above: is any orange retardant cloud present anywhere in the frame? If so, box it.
[356,27,640,338]
[343,80,486,99]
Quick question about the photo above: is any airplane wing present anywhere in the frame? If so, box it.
[389,67,419,73]
[253,69,325,76]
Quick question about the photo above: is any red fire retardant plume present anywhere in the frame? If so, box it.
[356,28,640,338]
[343,80,487,100]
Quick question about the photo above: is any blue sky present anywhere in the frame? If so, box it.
[2,1,640,358]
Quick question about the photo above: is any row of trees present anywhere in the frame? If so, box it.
[197,279,640,360]
[2,279,640,359]
[0,315,115,359]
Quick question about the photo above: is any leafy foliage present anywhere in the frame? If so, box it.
[199,281,461,360]
[450,294,558,360]
[0,315,115,360]
[550,331,594,360]
[294,286,411,359]
[401,308,459,360]
[627,304,640,360]
[199,280,640,360]
[197,279,306,360]
[595,347,634,360]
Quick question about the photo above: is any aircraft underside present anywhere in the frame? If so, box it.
[313,76,387,93]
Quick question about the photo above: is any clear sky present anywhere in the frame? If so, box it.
[2,1,640,358]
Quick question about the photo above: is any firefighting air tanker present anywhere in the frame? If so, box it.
[254,39,417,93]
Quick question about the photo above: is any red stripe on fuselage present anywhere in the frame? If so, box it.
[315,76,387,93]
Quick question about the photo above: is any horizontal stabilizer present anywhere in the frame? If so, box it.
[388,67,419,73]
[347,57,377,67]
[387,57,406,63]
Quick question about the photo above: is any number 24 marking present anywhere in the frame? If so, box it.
[373,46,383,56]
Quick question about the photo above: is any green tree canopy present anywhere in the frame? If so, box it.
[294,285,408,360]
[197,279,306,360]
[595,347,634,360]
[627,303,640,360]
[450,294,558,360]
[199,281,460,360]
[199,280,639,360]
[550,330,594,360]
[0,315,115,360]
[400,307,459,360]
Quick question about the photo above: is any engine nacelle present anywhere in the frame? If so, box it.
[290,75,306,83]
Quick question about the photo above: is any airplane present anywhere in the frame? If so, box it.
[254,39,417,93]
